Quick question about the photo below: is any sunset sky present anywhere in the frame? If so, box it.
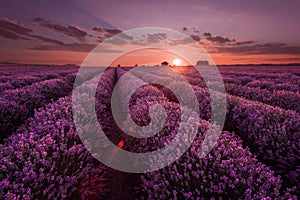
[1,0,300,66]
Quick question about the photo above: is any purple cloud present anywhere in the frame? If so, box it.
[146,33,167,43]
[33,18,87,40]
[30,42,122,53]
[0,28,30,40]
[92,27,122,38]
[203,32,212,37]
[31,35,65,45]
[0,17,32,35]
[216,42,300,55]
[190,34,201,42]
[233,40,256,46]
[203,32,235,43]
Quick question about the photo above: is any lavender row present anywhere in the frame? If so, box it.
[0,67,79,94]
[0,68,117,199]
[191,86,300,188]
[223,77,300,93]
[140,128,296,199]
[127,68,300,189]
[0,67,78,84]
[0,65,78,77]
[114,69,296,198]
[0,74,59,93]
[173,66,300,92]
[0,78,72,141]
[0,68,100,142]
[118,83,295,198]
[0,97,109,199]
[225,83,300,113]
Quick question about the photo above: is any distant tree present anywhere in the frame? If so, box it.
[161,61,169,66]
[196,60,209,66]
[117,64,121,67]
[135,64,138,67]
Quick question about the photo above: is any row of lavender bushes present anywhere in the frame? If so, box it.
[0,68,116,199]
[192,85,300,189]
[134,67,300,189]
[224,83,300,113]
[179,66,300,93]
[0,68,79,94]
[115,67,297,198]
[0,68,99,142]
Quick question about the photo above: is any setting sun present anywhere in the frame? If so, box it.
[172,58,182,66]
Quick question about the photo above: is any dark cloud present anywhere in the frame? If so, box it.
[203,32,235,43]
[0,17,124,53]
[92,27,103,32]
[216,42,300,55]
[203,32,212,37]
[0,17,32,35]
[106,37,128,45]
[0,28,30,40]
[105,28,122,35]
[92,27,122,37]
[169,37,195,46]
[33,18,87,40]
[146,33,167,43]
[233,40,256,46]
[208,36,235,43]
[190,34,201,42]
[181,27,202,43]
[0,17,32,40]
[92,27,134,44]
[0,17,69,46]
[30,43,96,52]
[31,42,122,53]
[31,35,65,45]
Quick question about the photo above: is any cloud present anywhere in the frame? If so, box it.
[0,17,69,46]
[0,17,124,54]
[190,34,201,42]
[33,18,87,40]
[0,17,32,36]
[168,37,195,46]
[31,35,65,45]
[92,27,122,38]
[31,42,122,53]
[146,33,167,43]
[0,17,32,40]
[30,43,96,52]
[92,27,134,45]
[0,28,30,40]
[203,32,235,43]
[203,32,212,37]
[215,42,300,55]
[233,40,256,46]
[105,28,122,36]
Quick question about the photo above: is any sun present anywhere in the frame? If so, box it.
[172,58,182,66]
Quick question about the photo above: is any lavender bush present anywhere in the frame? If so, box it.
[225,83,300,113]
[141,129,296,199]
[0,97,109,199]
[0,78,72,140]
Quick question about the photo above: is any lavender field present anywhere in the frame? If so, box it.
[0,65,299,199]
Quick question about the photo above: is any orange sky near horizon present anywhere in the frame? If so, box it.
[1,48,299,66]
[109,49,192,67]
